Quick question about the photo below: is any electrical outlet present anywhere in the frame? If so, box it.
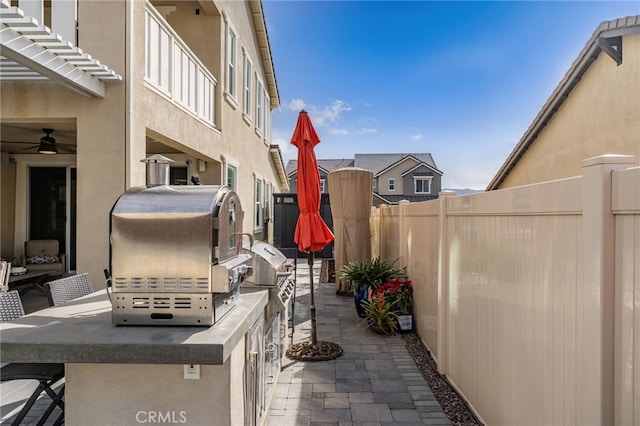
[184,364,200,380]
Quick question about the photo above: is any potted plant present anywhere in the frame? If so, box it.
[10,258,26,275]
[361,278,414,334]
[377,278,414,332]
[360,288,399,335]
[339,257,406,317]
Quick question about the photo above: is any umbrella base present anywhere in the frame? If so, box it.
[285,341,343,362]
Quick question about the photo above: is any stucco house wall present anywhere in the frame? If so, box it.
[0,0,285,285]
[491,21,640,190]
[377,166,406,196]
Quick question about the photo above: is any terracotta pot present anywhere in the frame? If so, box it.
[369,323,395,335]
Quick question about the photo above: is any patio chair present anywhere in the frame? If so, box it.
[44,272,93,307]
[0,260,9,292]
[0,290,65,426]
[22,239,67,278]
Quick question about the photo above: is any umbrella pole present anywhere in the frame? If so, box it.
[308,251,318,345]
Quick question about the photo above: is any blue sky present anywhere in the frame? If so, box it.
[262,1,639,190]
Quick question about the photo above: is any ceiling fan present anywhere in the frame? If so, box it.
[1,128,76,154]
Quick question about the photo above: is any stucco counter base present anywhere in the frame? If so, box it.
[0,289,269,426]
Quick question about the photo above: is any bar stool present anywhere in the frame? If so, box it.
[0,290,65,426]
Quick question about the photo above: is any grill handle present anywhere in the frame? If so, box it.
[103,268,113,305]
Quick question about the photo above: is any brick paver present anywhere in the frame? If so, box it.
[267,260,450,425]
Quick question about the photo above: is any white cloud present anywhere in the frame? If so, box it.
[287,98,306,111]
[362,128,377,134]
[411,134,423,141]
[310,100,351,126]
[328,128,349,135]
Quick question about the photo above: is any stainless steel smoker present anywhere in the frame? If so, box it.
[108,155,252,326]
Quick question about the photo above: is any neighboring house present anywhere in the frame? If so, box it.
[0,0,288,284]
[285,153,443,205]
[487,16,640,190]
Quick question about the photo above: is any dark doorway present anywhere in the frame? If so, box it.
[29,166,77,271]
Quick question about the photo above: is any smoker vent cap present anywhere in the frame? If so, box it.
[141,154,174,187]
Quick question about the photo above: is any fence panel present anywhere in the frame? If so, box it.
[612,166,640,426]
[370,157,637,425]
[378,205,400,264]
[404,200,440,356]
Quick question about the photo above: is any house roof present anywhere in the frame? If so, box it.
[354,153,441,176]
[269,145,289,191]
[286,159,354,177]
[286,153,440,178]
[372,193,438,206]
[486,15,640,191]
[248,1,280,109]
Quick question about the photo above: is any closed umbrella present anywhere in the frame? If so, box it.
[285,110,342,362]
[291,110,334,254]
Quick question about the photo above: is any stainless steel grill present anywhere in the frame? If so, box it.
[243,241,295,322]
[108,155,252,326]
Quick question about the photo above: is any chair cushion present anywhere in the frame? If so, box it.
[26,255,60,264]
[24,240,59,257]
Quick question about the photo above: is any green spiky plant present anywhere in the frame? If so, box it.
[340,257,407,318]
[360,288,399,335]
[339,257,406,290]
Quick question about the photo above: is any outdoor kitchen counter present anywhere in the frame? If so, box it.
[0,288,269,365]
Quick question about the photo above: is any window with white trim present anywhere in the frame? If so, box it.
[264,182,272,220]
[243,52,252,118]
[388,178,395,191]
[227,164,237,190]
[320,179,326,193]
[226,26,237,99]
[256,78,264,133]
[255,176,263,229]
[264,93,271,142]
[414,177,432,194]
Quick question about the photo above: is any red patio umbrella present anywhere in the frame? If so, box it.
[291,110,334,254]
[286,110,341,361]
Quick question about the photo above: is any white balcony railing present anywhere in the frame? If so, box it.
[145,2,216,127]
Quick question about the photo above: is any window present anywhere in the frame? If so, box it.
[224,155,239,191]
[388,178,395,191]
[320,179,326,193]
[226,165,237,190]
[261,87,270,139]
[243,53,252,118]
[256,79,264,133]
[414,177,432,194]
[226,27,237,98]
[264,183,272,220]
[255,177,263,229]
[373,179,377,190]
[169,166,188,185]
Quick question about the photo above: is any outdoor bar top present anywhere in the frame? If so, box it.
[0,288,269,365]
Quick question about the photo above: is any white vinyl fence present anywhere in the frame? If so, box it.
[371,155,639,426]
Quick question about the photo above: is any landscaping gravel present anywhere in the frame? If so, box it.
[402,332,484,426]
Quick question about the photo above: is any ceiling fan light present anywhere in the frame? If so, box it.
[38,141,58,154]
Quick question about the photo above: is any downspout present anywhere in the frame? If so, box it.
[125,0,134,189]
